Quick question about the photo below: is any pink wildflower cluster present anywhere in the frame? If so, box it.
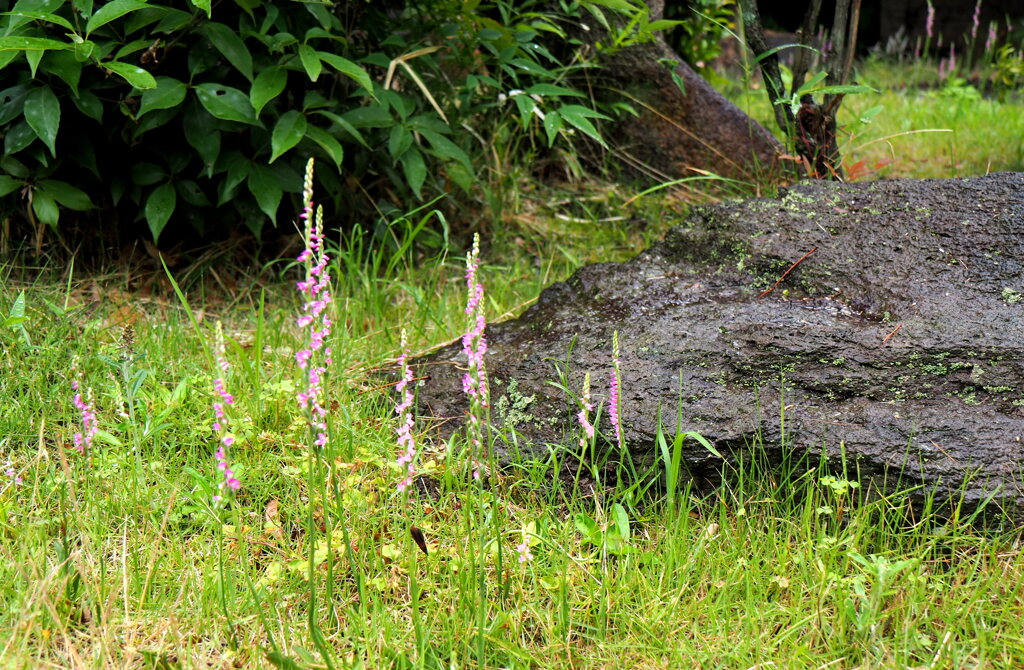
[985,22,997,54]
[609,331,622,445]
[4,459,22,485]
[294,158,333,448]
[70,370,98,454]
[516,532,534,563]
[576,372,595,448]
[925,1,935,40]
[212,324,240,505]
[395,330,417,492]
[971,0,981,41]
[461,234,488,478]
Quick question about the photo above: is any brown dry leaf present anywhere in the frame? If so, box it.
[264,499,284,541]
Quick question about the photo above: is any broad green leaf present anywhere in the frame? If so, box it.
[132,162,164,186]
[647,19,683,32]
[85,0,149,35]
[23,86,60,156]
[525,83,584,98]
[138,76,185,116]
[269,110,306,162]
[176,179,210,206]
[573,513,599,539]
[132,107,178,140]
[264,650,302,670]
[73,39,96,62]
[202,22,253,81]
[558,104,610,147]
[115,37,155,60]
[104,61,157,89]
[71,89,102,121]
[316,51,373,92]
[419,129,472,172]
[38,179,93,210]
[611,503,629,542]
[387,124,412,161]
[43,51,82,94]
[808,84,878,96]
[399,146,426,198]
[542,110,561,146]
[145,182,176,241]
[183,103,220,171]
[5,290,26,322]
[72,0,94,18]
[0,175,21,198]
[247,166,282,222]
[313,110,368,147]
[303,1,336,31]
[31,189,59,227]
[0,155,30,178]
[303,125,343,170]
[190,0,210,18]
[154,7,191,32]
[194,83,258,125]
[217,151,250,205]
[250,66,286,116]
[0,10,75,31]
[0,85,29,125]
[0,36,71,51]
[26,49,44,78]
[124,6,169,33]
[0,51,18,69]
[341,105,393,129]
[4,120,36,154]
[512,94,537,129]
[297,43,321,82]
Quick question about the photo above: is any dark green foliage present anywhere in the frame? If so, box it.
[0,0,672,246]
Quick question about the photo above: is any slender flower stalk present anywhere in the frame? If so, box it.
[70,367,98,454]
[577,372,595,448]
[462,234,488,479]
[211,323,240,506]
[971,0,981,41]
[395,329,417,492]
[609,331,622,446]
[295,158,333,449]
[985,22,997,55]
[925,1,935,40]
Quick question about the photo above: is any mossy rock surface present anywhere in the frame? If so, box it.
[414,173,1024,518]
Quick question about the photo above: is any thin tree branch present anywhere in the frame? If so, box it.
[790,0,824,98]
[738,0,793,135]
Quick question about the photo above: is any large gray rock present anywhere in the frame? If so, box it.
[413,174,1024,517]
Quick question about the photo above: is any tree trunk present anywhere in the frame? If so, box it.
[589,0,785,184]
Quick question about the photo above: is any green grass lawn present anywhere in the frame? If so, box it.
[3,56,1024,669]
[720,57,1024,180]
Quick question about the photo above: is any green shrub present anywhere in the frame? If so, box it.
[0,0,672,247]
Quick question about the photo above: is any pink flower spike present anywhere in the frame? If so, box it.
[394,329,418,492]
[609,331,623,446]
[70,369,98,455]
[294,159,333,450]
[516,533,534,563]
[577,372,595,448]
[211,323,240,507]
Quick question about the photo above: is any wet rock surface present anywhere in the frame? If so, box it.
[413,173,1024,517]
